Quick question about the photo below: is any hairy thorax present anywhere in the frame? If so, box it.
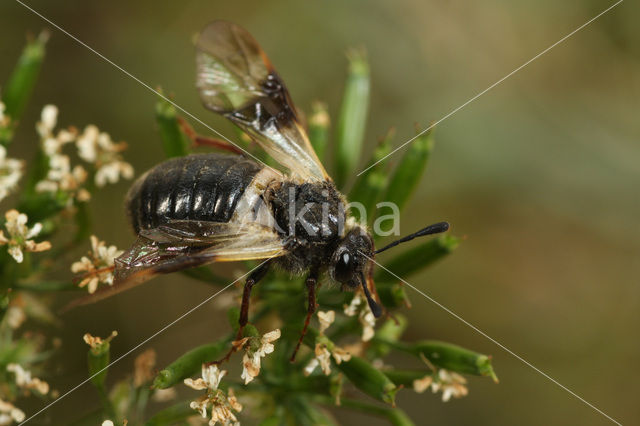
[267,180,347,274]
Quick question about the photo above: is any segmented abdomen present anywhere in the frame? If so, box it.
[126,154,262,233]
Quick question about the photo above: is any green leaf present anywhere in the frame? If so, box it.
[367,315,407,358]
[335,49,370,188]
[153,341,227,389]
[375,235,460,285]
[389,339,498,381]
[155,97,190,158]
[348,128,394,224]
[382,127,435,211]
[336,355,397,405]
[308,102,330,162]
[1,31,49,146]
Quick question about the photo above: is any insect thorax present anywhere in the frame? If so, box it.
[267,180,347,274]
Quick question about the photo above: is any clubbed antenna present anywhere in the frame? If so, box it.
[374,221,450,254]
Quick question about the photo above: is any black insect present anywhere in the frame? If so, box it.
[73,21,449,361]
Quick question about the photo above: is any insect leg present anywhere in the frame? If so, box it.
[290,268,319,362]
[210,260,271,365]
[177,117,245,155]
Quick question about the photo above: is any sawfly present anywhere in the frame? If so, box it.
[71,21,450,361]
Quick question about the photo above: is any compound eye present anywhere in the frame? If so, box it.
[334,251,352,283]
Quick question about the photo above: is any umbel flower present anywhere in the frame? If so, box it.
[0,145,23,203]
[0,398,25,425]
[36,154,90,203]
[236,329,281,384]
[76,125,134,187]
[33,105,134,202]
[344,292,376,342]
[412,369,469,402]
[304,310,352,376]
[0,209,51,263]
[184,364,242,426]
[71,235,123,293]
[6,363,50,395]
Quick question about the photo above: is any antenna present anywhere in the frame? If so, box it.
[375,221,450,254]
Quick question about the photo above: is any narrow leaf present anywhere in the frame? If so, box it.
[153,341,227,389]
[349,128,394,224]
[1,31,49,146]
[382,127,434,211]
[335,50,370,188]
[155,97,190,158]
[336,355,397,405]
[388,339,498,381]
[308,102,330,162]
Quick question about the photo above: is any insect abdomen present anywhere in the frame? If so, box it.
[126,154,262,232]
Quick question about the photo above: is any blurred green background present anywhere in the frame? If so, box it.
[1,0,639,424]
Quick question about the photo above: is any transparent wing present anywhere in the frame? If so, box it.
[196,20,328,182]
[63,221,285,309]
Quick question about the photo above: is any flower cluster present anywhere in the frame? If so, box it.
[71,235,123,293]
[184,365,243,426]
[76,124,134,187]
[34,105,133,204]
[0,209,51,263]
[0,399,25,426]
[235,329,281,384]
[304,311,352,376]
[413,369,469,402]
[0,146,23,203]
[6,364,50,395]
[344,292,376,342]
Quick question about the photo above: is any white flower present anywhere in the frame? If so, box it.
[71,235,123,293]
[0,209,51,263]
[344,293,376,342]
[6,363,50,395]
[184,365,242,426]
[412,375,434,393]
[184,364,226,391]
[238,329,281,384]
[75,126,133,187]
[430,369,468,402]
[95,160,134,187]
[317,310,335,334]
[101,421,114,426]
[304,343,332,376]
[0,398,25,424]
[0,145,23,203]
[36,154,90,202]
[36,105,58,139]
[76,125,99,162]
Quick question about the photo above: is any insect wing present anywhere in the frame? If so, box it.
[117,221,284,282]
[196,20,328,182]
[64,221,285,310]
